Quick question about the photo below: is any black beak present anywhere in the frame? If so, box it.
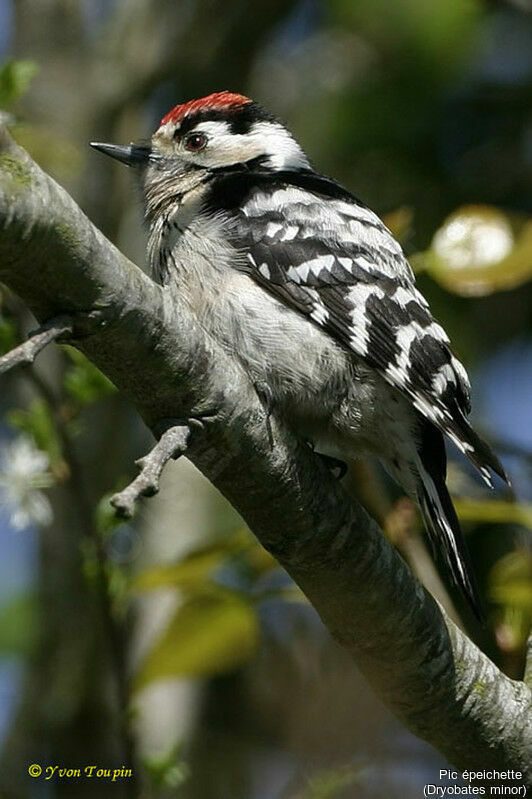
[90,142,151,166]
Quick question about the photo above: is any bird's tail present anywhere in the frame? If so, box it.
[441,404,508,490]
[415,424,484,621]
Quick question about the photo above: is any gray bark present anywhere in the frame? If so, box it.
[1,126,531,782]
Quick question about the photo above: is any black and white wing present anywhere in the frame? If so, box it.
[206,169,506,486]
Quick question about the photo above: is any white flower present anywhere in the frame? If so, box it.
[0,436,54,530]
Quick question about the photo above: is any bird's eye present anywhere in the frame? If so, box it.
[184,132,208,152]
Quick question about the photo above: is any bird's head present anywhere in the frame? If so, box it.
[91,91,309,190]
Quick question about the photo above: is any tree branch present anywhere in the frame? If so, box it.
[0,315,72,374]
[1,126,531,782]
[111,421,194,517]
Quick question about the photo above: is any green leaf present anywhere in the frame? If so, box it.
[130,529,257,593]
[0,60,39,109]
[454,499,532,530]
[134,588,259,689]
[63,347,117,405]
[414,205,532,296]
[0,593,37,657]
[132,551,227,594]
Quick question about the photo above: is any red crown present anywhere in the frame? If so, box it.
[159,91,252,127]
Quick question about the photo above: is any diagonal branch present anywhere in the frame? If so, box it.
[0,125,531,783]
[0,315,72,374]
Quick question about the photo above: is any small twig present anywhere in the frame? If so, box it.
[0,315,73,375]
[111,422,194,517]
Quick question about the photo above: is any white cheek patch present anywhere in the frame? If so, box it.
[245,121,310,169]
[178,120,310,170]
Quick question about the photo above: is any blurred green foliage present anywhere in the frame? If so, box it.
[131,530,275,687]
[95,490,127,537]
[0,60,38,110]
[0,593,37,658]
[135,587,259,688]
[131,529,262,594]
[333,0,480,66]
[489,550,532,618]
[143,744,191,794]
[0,57,83,180]
[63,347,117,406]
[454,499,532,530]
[488,549,531,658]
[295,764,362,799]
[128,517,314,688]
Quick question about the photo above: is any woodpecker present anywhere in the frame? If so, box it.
[91,91,508,619]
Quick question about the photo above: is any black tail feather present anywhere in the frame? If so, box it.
[417,423,484,621]
[418,473,484,622]
[445,406,509,489]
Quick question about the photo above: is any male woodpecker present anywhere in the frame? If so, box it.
[92,91,508,618]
